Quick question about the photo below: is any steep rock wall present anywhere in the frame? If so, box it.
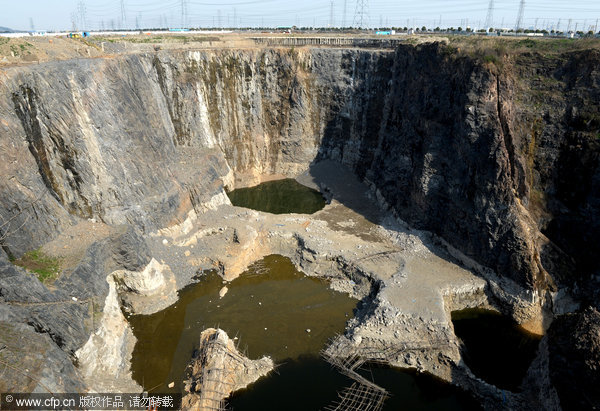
[0,44,598,308]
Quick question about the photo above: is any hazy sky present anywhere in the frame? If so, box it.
[1,0,599,32]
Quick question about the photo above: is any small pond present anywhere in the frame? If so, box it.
[451,308,542,392]
[128,254,356,392]
[227,178,326,214]
[128,254,481,409]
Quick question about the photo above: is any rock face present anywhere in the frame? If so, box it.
[1,44,597,304]
[0,227,150,392]
[0,41,598,403]
[182,328,273,409]
[548,307,600,410]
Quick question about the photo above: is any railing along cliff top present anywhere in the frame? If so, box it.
[251,36,406,48]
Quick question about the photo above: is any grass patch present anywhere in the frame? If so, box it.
[447,36,600,66]
[13,249,62,283]
[483,54,500,65]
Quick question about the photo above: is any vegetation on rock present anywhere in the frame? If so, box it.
[12,248,62,283]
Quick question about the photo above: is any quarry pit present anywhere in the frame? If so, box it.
[0,33,599,410]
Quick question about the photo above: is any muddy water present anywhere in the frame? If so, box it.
[128,255,357,392]
[451,308,542,391]
[227,178,326,214]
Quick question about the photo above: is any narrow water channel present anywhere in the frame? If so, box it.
[451,308,542,392]
[227,178,326,214]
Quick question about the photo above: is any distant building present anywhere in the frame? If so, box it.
[375,30,396,35]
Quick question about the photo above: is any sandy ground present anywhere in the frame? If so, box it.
[0,31,441,68]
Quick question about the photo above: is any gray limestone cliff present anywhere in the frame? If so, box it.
[0,42,598,406]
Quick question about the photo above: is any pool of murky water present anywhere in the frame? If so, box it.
[227,178,326,214]
[128,254,481,409]
[451,308,542,392]
[128,254,357,393]
[229,360,480,410]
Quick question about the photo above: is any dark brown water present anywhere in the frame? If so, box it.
[128,255,357,392]
[128,254,482,409]
[229,361,481,411]
[451,308,542,392]
[227,178,326,214]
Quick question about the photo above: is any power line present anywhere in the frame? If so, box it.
[342,0,347,27]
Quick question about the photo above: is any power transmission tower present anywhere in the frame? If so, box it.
[29,18,35,32]
[329,1,334,27]
[180,0,187,28]
[556,18,561,31]
[567,18,572,32]
[353,0,370,29]
[78,0,87,30]
[233,7,237,28]
[515,0,525,31]
[342,0,347,27]
[218,9,222,28]
[71,12,77,31]
[120,0,126,28]
[484,0,494,28]
[595,19,599,33]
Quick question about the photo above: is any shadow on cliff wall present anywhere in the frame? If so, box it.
[305,44,500,283]
[309,43,600,301]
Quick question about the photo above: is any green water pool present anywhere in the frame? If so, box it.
[227,179,326,214]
